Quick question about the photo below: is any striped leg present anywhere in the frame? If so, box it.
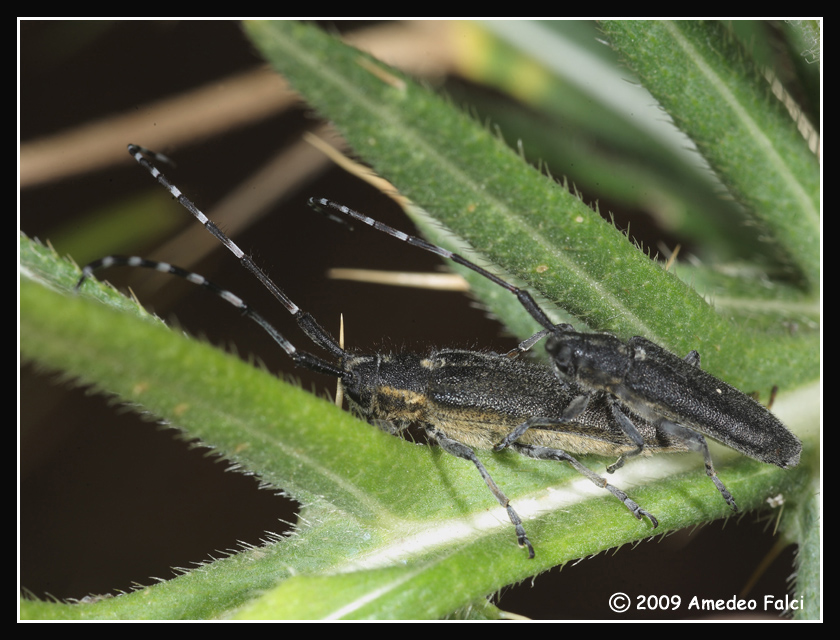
[308,197,561,334]
[127,144,344,360]
[76,258,345,380]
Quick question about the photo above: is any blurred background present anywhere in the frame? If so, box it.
[20,20,812,618]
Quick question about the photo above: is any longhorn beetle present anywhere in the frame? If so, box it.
[311,198,802,517]
[75,144,674,559]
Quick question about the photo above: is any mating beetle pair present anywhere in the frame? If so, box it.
[77,145,801,558]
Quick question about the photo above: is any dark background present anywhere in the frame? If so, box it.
[20,20,797,619]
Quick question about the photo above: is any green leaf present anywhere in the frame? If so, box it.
[17,228,817,619]
[600,21,820,289]
[22,20,819,620]
[243,21,818,394]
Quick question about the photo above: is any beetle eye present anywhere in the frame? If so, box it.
[546,337,573,374]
